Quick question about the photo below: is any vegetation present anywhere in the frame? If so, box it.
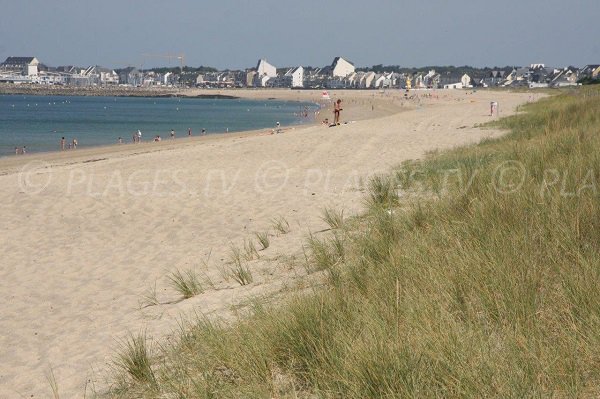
[320,207,344,230]
[110,87,600,398]
[141,66,219,74]
[271,216,291,235]
[168,269,204,299]
[254,231,270,250]
[243,239,259,261]
[113,332,156,390]
[578,76,600,85]
[226,244,254,286]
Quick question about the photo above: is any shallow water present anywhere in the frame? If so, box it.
[0,94,317,155]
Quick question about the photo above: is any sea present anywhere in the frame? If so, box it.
[0,94,319,156]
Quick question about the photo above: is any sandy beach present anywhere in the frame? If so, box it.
[0,88,534,397]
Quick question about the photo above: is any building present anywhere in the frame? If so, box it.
[257,59,277,77]
[37,72,67,85]
[375,74,388,88]
[118,67,143,86]
[579,64,600,80]
[461,74,472,88]
[550,66,579,87]
[481,70,507,87]
[97,67,119,85]
[422,70,441,88]
[331,57,355,78]
[245,70,257,87]
[1,56,41,76]
[282,66,304,88]
[444,82,464,89]
[254,59,277,87]
[361,71,376,88]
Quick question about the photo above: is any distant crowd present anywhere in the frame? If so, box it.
[60,137,78,150]
[14,146,27,155]
[123,127,208,144]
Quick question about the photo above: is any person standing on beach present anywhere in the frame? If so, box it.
[334,99,343,125]
[171,129,175,139]
[202,128,206,135]
[137,130,142,143]
[72,138,78,149]
[188,128,192,137]
[60,137,65,150]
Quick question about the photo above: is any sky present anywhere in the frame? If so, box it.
[0,0,599,70]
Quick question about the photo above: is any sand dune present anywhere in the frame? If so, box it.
[0,88,534,397]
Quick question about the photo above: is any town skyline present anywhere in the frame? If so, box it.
[1,0,599,70]
[3,55,596,89]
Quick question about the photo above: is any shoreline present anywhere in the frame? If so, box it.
[0,92,326,159]
[0,89,404,171]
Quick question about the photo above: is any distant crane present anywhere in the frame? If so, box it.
[141,53,186,74]
[141,54,186,87]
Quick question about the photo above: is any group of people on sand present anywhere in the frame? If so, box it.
[126,127,208,144]
[60,137,78,150]
[322,99,344,127]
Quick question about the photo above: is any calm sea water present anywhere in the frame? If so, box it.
[0,95,318,155]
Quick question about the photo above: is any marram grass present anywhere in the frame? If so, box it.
[109,87,600,398]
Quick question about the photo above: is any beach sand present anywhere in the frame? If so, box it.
[0,88,534,397]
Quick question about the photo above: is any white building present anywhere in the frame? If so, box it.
[284,66,304,88]
[444,82,464,89]
[363,71,376,88]
[164,72,173,85]
[257,59,277,77]
[1,57,41,76]
[255,59,277,86]
[375,74,387,88]
[331,57,355,78]
[98,67,119,85]
[461,74,472,88]
[37,72,67,85]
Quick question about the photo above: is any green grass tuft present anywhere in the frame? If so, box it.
[255,231,270,250]
[227,245,254,286]
[271,216,291,234]
[168,268,203,299]
[366,174,400,208]
[114,331,157,388]
[321,207,345,229]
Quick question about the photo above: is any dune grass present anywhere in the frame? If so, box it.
[167,268,203,299]
[226,244,254,286]
[110,87,600,398]
[321,207,345,230]
[45,366,60,399]
[271,216,291,235]
[113,332,157,391]
[255,231,270,250]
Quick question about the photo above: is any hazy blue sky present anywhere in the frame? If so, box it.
[1,0,598,69]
